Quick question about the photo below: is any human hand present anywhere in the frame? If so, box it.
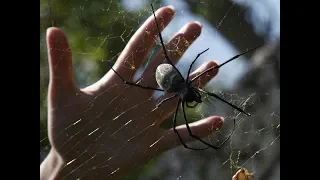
[41,5,224,180]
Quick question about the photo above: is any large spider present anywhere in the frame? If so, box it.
[110,4,263,150]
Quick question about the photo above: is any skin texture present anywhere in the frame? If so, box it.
[40,5,225,180]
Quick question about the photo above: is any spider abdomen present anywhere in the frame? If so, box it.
[156,63,185,93]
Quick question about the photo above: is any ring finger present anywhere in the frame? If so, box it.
[152,61,219,125]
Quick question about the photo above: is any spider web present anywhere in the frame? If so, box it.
[40,0,280,179]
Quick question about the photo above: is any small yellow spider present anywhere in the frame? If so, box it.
[232,168,254,180]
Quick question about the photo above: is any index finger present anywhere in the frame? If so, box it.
[113,5,175,81]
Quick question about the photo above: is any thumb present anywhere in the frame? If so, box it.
[47,27,74,90]
[159,116,226,150]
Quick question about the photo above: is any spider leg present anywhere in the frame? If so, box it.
[182,101,236,150]
[124,81,164,91]
[151,4,184,80]
[156,94,178,108]
[172,100,210,150]
[110,66,164,92]
[186,48,210,84]
[189,44,264,84]
[197,88,251,116]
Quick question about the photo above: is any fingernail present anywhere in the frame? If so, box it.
[178,24,189,33]
[194,21,203,28]
[46,27,58,35]
[167,5,175,11]
[219,117,225,122]
[199,61,210,71]
[46,27,53,34]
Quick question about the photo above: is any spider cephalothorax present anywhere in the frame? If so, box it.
[108,4,263,150]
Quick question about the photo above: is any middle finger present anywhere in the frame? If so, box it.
[139,21,203,92]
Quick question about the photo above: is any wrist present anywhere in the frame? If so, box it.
[40,149,64,180]
[40,148,132,179]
